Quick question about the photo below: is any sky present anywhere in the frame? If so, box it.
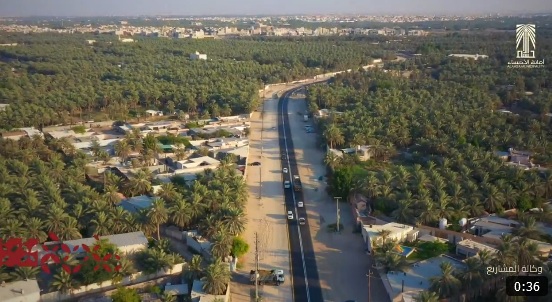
[0,0,551,17]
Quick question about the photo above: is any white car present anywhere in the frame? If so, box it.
[287,211,294,220]
[299,218,306,225]
[284,181,291,189]
[298,201,304,208]
[283,168,288,173]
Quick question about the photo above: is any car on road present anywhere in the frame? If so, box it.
[283,168,288,173]
[298,201,304,207]
[284,181,291,189]
[299,218,306,225]
[287,211,294,220]
[282,154,287,160]
[249,162,261,166]
[304,125,312,129]
[306,129,313,133]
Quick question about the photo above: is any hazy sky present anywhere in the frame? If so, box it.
[1,0,551,17]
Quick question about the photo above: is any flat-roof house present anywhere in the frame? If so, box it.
[0,130,27,141]
[145,110,164,117]
[0,280,41,302]
[448,54,489,60]
[41,231,148,256]
[362,222,418,252]
[387,255,465,302]
[0,104,9,111]
[456,239,498,258]
[190,280,228,302]
[190,51,207,60]
[120,195,155,213]
[174,156,220,170]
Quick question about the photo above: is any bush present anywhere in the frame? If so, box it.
[111,287,140,302]
[71,125,86,134]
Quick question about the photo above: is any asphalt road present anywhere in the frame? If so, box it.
[278,88,323,302]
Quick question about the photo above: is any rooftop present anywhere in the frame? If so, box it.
[43,231,148,254]
[363,222,413,240]
[457,239,498,254]
[387,255,465,299]
[120,195,155,212]
[0,280,41,302]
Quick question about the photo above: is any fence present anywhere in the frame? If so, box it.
[40,263,184,302]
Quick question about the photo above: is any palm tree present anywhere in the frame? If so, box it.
[429,262,461,299]
[50,270,80,295]
[169,198,191,230]
[114,140,132,163]
[220,207,246,236]
[458,257,483,298]
[202,258,230,295]
[148,198,169,240]
[10,266,41,281]
[324,152,341,171]
[323,123,344,149]
[185,255,203,284]
[158,183,180,204]
[211,230,233,259]
[391,199,415,224]
[414,291,440,302]
[127,168,152,196]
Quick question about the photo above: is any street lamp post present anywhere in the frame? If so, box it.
[366,270,373,302]
[334,196,342,232]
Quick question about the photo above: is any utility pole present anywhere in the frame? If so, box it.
[366,270,373,302]
[255,232,259,301]
[335,197,342,232]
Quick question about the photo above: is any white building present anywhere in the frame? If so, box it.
[362,222,417,252]
[190,51,207,60]
[145,110,164,117]
[0,280,41,302]
[448,54,489,60]
[40,231,149,256]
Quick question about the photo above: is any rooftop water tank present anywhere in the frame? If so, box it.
[439,218,448,230]
[459,218,468,227]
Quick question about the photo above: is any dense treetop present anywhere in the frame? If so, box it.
[0,33,389,129]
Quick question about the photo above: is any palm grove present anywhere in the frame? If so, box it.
[311,30,552,301]
[0,33,392,130]
[0,130,247,296]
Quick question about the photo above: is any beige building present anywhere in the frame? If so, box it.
[362,222,418,252]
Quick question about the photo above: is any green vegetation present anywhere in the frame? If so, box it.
[156,134,191,148]
[409,240,451,260]
[312,28,552,302]
[231,237,250,258]
[0,33,388,130]
[110,287,141,302]
[71,125,87,134]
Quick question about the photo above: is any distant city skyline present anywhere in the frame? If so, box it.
[1,0,551,17]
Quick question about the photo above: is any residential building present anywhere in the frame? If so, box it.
[0,280,41,302]
[190,51,207,60]
[448,54,489,60]
[362,222,418,252]
[120,195,155,213]
[145,110,164,117]
[174,156,220,170]
[329,145,375,161]
[0,104,8,111]
[387,255,465,302]
[0,130,27,140]
[456,239,498,258]
[190,280,229,302]
[41,231,148,256]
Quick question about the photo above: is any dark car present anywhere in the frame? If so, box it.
[249,162,261,166]
[282,155,287,160]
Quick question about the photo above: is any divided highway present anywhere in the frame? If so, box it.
[278,87,323,302]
